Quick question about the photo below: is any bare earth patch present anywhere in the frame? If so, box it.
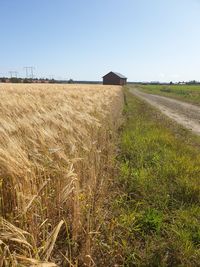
[130,88,200,135]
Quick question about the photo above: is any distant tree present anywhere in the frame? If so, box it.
[10,77,21,83]
[49,79,54,83]
[186,80,198,85]
[68,79,74,84]
[170,81,173,85]
[24,78,31,83]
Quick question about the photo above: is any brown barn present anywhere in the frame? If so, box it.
[103,71,127,85]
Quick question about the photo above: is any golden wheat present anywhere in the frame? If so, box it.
[0,83,123,266]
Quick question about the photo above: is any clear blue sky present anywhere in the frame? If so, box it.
[1,0,200,82]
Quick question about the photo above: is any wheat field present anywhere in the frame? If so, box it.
[0,83,123,266]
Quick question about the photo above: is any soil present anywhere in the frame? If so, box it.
[129,88,200,135]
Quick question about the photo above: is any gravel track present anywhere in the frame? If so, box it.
[129,88,200,135]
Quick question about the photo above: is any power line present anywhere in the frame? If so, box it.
[24,66,35,78]
[9,71,18,78]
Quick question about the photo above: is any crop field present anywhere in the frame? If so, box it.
[1,83,200,267]
[0,83,123,266]
[137,84,200,104]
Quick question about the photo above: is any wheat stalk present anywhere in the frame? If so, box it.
[0,83,123,265]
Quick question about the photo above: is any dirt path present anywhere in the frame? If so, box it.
[129,88,200,135]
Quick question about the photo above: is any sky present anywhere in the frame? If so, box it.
[1,0,200,82]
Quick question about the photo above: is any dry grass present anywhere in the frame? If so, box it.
[0,83,123,266]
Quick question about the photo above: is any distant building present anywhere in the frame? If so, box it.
[103,72,127,85]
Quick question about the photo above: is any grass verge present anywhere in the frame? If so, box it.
[96,88,200,266]
[134,84,200,105]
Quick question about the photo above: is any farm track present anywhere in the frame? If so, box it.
[129,88,200,135]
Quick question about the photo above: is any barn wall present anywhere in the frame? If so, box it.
[103,73,120,85]
[103,73,127,85]
[120,79,127,85]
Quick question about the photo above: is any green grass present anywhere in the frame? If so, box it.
[135,84,200,105]
[97,88,200,266]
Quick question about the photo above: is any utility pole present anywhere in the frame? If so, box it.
[30,67,34,79]
[24,67,28,78]
[9,71,18,78]
[24,66,35,78]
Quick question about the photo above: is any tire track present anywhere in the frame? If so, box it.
[129,88,200,135]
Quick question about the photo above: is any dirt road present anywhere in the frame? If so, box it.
[129,88,200,135]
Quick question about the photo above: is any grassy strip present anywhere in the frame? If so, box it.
[134,84,200,105]
[96,88,200,266]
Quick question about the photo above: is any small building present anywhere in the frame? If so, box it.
[103,72,127,85]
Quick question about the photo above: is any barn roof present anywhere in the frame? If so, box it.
[103,71,127,79]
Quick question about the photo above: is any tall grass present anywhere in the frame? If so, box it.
[0,83,123,266]
[97,88,200,266]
